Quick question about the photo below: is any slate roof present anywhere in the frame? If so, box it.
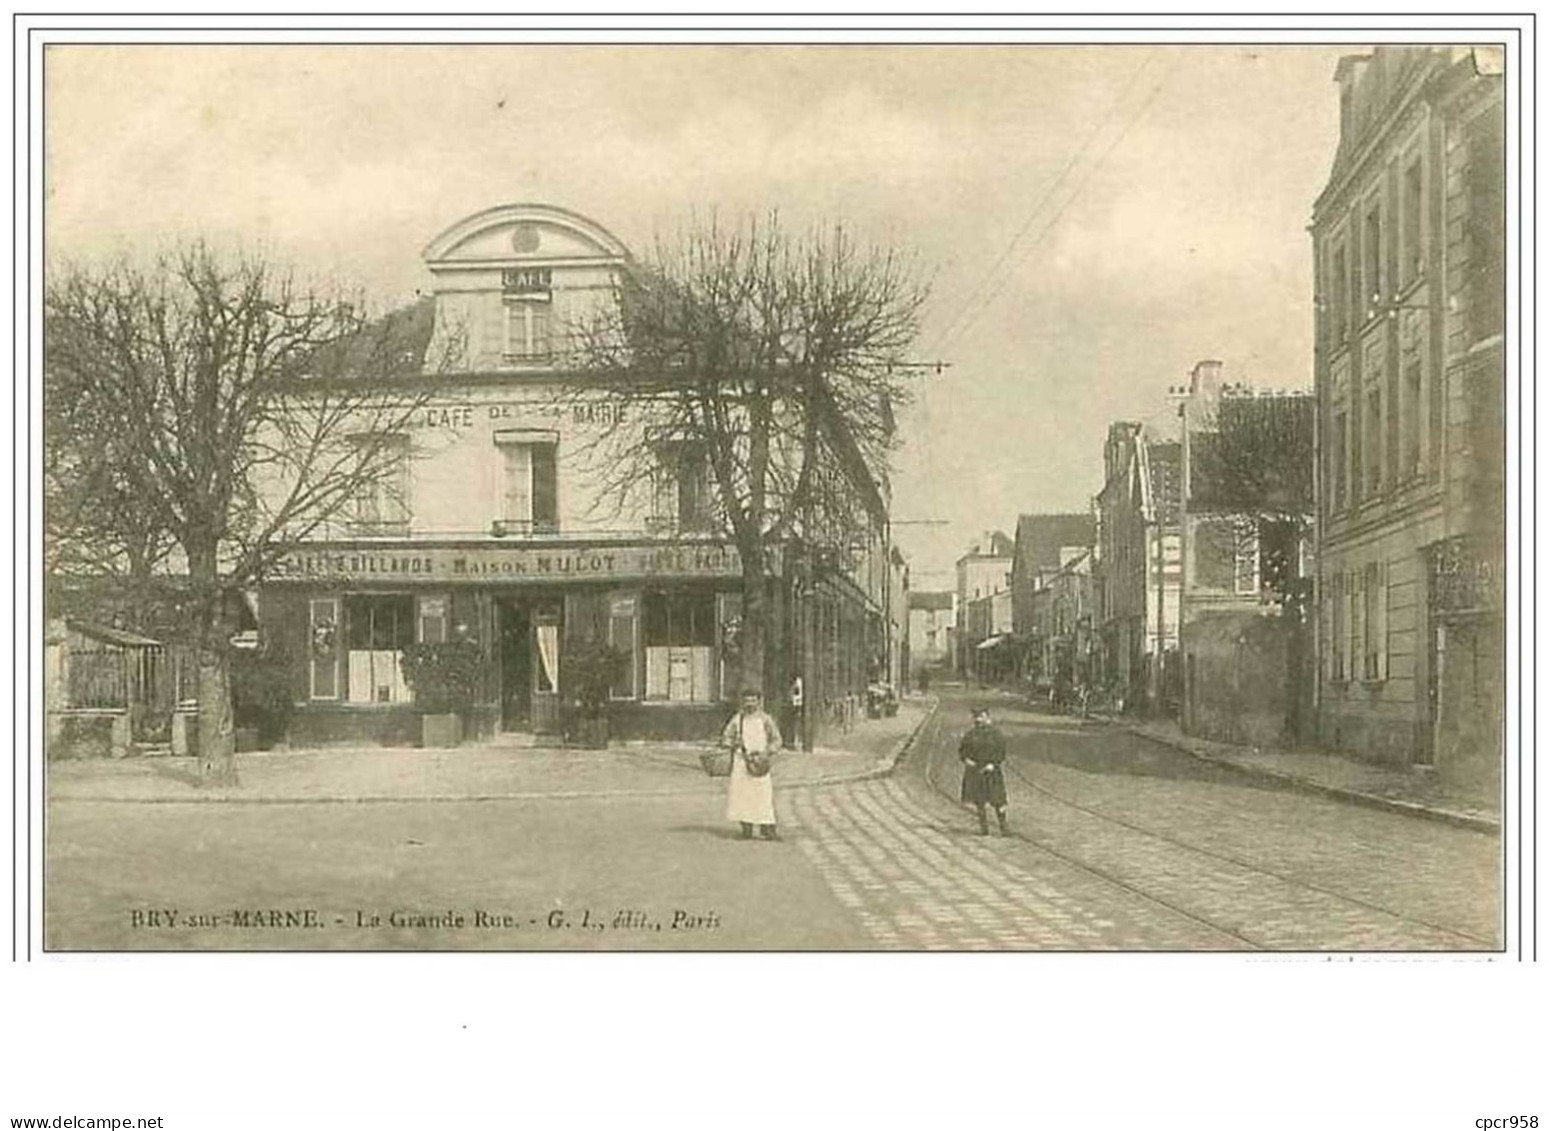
[1014,513,1096,575]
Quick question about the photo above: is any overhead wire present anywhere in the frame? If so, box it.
[934,50,1182,359]
[925,48,1161,354]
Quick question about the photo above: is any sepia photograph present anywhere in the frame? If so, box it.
[37,38,1508,956]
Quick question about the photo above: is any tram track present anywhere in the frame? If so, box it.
[914,705,1495,950]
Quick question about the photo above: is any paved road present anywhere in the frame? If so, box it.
[45,786,870,951]
[45,688,1501,951]
[785,687,1501,951]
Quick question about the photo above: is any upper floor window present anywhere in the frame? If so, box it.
[1361,202,1383,318]
[1404,360,1424,480]
[650,441,714,534]
[350,433,410,536]
[503,299,552,363]
[1464,101,1506,343]
[1330,410,1348,513]
[1401,155,1425,287]
[1329,243,1349,344]
[495,430,558,536]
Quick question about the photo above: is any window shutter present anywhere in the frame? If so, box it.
[532,444,558,530]
[1347,570,1360,680]
[531,303,552,358]
[502,443,532,523]
[1377,563,1390,681]
[1326,574,1340,682]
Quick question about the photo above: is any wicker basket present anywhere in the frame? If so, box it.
[700,749,733,777]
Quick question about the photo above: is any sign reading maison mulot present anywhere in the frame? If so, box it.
[272,544,742,584]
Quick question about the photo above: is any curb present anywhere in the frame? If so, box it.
[830,690,935,780]
[48,709,941,806]
[777,697,940,791]
[1119,721,1501,836]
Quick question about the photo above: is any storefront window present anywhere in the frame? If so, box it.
[642,591,717,702]
[418,595,448,644]
[345,594,413,704]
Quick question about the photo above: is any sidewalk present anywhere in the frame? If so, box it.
[1118,716,1500,834]
[47,700,933,804]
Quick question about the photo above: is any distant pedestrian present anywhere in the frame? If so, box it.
[958,707,1009,836]
[787,674,804,751]
[721,688,784,841]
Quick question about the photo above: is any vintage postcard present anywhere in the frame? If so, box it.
[35,38,1510,957]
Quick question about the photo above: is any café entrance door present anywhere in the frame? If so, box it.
[497,597,562,734]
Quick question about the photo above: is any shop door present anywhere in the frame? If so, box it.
[531,601,563,734]
[499,601,532,731]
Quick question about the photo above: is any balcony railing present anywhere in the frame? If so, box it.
[490,518,560,538]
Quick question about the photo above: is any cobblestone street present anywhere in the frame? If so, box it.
[788,688,1501,950]
[44,692,1501,951]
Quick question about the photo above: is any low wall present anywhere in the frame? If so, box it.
[48,710,132,759]
[1181,611,1297,749]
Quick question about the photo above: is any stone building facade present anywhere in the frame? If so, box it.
[1095,422,1182,713]
[1310,47,1505,796]
[1010,512,1097,694]
[258,203,895,746]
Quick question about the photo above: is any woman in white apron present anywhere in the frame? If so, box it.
[720,688,784,840]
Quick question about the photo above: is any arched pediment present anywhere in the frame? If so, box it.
[422,203,631,267]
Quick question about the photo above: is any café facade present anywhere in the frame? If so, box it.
[256,202,893,746]
[265,538,749,745]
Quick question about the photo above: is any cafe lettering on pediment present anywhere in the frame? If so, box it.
[273,543,742,584]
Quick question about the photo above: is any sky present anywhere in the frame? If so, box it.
[45,42,1354,585]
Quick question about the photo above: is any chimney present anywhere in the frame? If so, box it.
[1188,359,1227,420]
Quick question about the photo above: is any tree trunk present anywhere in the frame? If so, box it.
[196,629,238,785]
[739,541,768,700]
[189,541,238,786]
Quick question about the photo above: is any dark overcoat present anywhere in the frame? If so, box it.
[958,723,1008,807]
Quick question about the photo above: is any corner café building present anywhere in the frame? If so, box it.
[256,204,755,746]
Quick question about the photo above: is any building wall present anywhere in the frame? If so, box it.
[1181,611,1299,748]
[1095,424,1182,712]
[958,555,1011,604]
[908,599,954,674]
[258,203,892,746]
[1311,49,1504,784]
[955,547,1011,674]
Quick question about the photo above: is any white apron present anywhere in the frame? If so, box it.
[725,714,776,825]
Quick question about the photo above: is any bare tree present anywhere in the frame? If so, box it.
[571,213,929,695]
[45,244,445,783]
[1187,392,1316,602]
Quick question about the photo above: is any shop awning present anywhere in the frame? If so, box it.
[975,634,1009,651]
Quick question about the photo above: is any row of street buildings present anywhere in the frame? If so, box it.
[909,46,1505,796]
[47,201,908,752]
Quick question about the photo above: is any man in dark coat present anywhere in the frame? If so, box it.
[958,707,1009,836]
